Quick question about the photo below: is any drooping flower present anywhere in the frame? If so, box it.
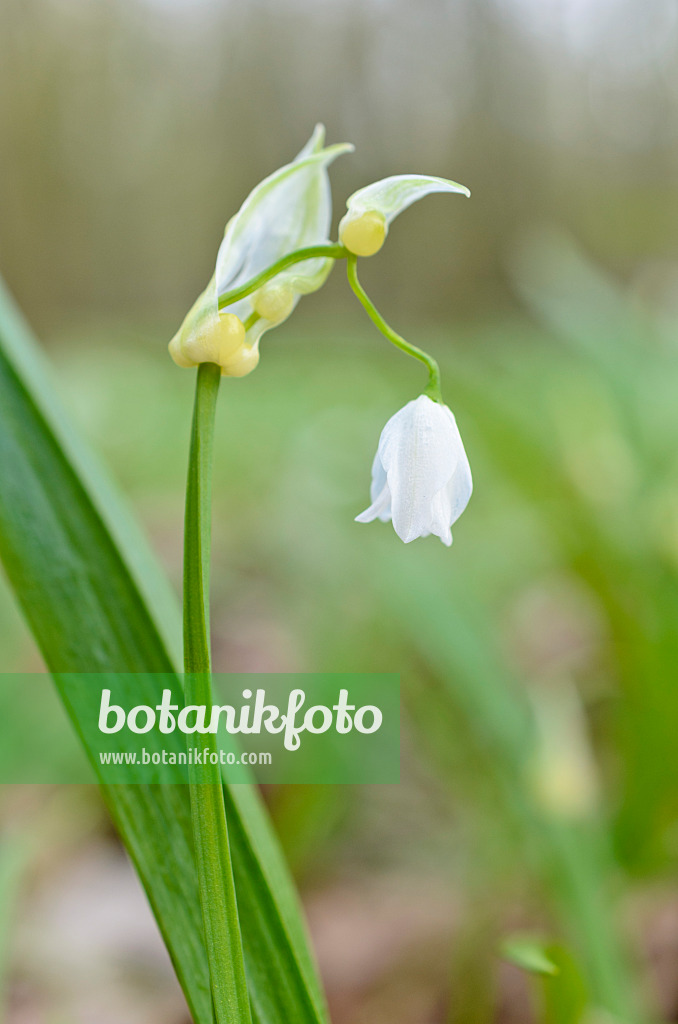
[356,395,472,546]
[339,174,470,257]
[170,125,352,375]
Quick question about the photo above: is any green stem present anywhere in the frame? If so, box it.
[218,243,348,310]
[243,311,261,331]
[346,253,442,401]
[183,361,251,1024]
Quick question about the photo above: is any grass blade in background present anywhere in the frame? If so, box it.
[0,277,328,1024]
[374,556,642,1022]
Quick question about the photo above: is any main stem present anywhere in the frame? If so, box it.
[346,253,442,401]
[184,361,251,1024]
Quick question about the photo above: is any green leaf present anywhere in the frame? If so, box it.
[0,277,328,1024]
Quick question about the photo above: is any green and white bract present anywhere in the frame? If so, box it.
[216,125,353,342]
[344,173,470,222]
[356,395,472,546]
[339,174,470,257]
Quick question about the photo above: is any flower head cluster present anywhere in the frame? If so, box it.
[169,127,473,544]
[170,126,352,376]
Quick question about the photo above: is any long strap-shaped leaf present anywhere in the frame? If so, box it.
[0,278,328,1024]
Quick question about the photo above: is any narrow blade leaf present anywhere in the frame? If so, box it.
[0,278,328,1024]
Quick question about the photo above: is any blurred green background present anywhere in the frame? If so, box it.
[2,0,678,1021]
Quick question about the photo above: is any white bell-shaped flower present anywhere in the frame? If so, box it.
[356,395,472,546]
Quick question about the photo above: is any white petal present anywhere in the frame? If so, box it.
[355,484,392,523]
[423,482,452,545]
[427,410,472,545]
[356,452,393,524]
[355,451,390,522]
[437,403,473,523]
[446,444,473,524]
[368,451,388,506]
[345,174,470,228]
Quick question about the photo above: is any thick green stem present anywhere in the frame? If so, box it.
[346,253,442,401]
[183,361,251,1024]
[218,243,347,310]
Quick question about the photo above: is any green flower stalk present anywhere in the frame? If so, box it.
[183,362,251,1024]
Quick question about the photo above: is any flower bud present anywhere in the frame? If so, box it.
[168,332,196,368]
[220,340,260,378]
[339,210,387,257]
[168,281,247,371]
[182,312,245,367]
[252,283,296,324]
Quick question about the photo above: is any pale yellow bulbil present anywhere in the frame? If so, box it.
[169,282,258,377]
[339,210,387,257]
[168,333,197,368]
[221,341,260,377]
[182,311,245,365]
[252,283,296,324]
